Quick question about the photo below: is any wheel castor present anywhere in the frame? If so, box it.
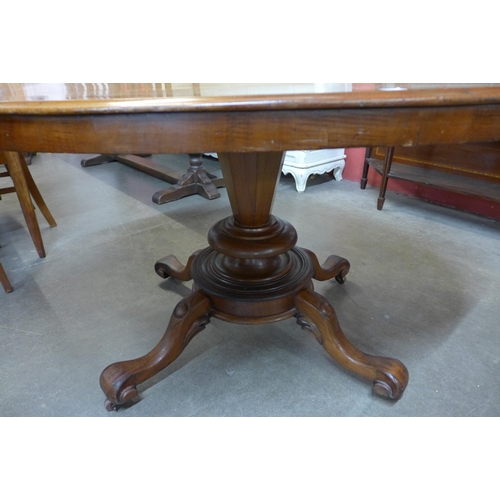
[105,399,121,412]
[335,272,347,285]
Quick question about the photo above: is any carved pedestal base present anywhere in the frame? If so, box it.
[99,152,408,411]
[100,238,407,410]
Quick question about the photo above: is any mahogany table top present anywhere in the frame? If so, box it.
[1,83,499,113]
[1,83,499,154]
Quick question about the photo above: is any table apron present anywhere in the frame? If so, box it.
[1,105,500,154]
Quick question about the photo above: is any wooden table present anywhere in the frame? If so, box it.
[1,83,499,410]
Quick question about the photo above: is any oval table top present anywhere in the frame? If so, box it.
[1,83,500,154]
[1,83,500,114]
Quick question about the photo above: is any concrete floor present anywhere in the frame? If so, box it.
[1,153,499,417]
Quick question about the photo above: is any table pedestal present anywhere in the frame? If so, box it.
[100,152,408,410]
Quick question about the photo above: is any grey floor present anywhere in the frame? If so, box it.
[1,153,499,417]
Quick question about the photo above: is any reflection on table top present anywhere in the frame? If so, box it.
[1,83,499,115]
[0,83,352,101]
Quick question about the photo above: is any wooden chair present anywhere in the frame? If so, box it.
[360,146,395,210]
[0,151,57,258]
[0,261,13,293]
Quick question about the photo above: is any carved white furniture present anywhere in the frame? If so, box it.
[282,149,346,193]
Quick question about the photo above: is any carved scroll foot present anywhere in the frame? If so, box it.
[301,247,350,284]
[295,288,408,400]
[100,290,212,410]
[155,250,202,281]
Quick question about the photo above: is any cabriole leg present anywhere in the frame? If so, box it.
[100,290,212,410]
[295,288,408,400]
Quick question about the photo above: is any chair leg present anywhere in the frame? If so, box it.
[18,156,57,227]
[360,147,371,189]
[0,263,13,293]
[3,152,46,258]
[377,147,395,210]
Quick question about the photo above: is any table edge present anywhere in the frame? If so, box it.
[1,87,500,115]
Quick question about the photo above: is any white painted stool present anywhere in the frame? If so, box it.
[282,149,346,193]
